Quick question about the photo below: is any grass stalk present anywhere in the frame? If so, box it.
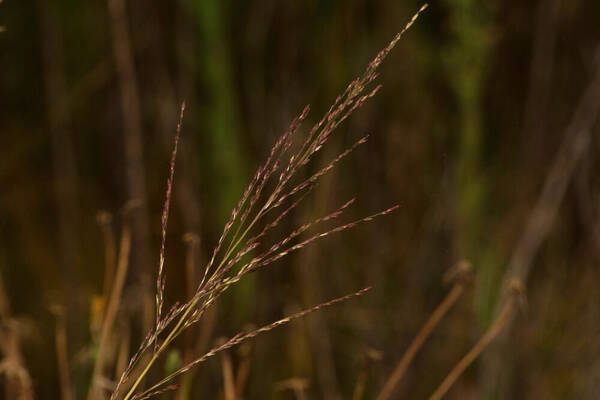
[377,285,464,400]
[88,209,133,400]
[234,342,252,397]
[352,350,382,400]
[428,280,524,400]
[219,343,235,400]
[50,305,73,400]
[275,378,309,400]
[115,321,131,381]
[377,261,472,400]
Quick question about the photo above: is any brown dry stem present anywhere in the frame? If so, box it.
[377,261,472,400]
[429,279,525,400]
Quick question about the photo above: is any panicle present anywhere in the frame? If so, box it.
[115,5,427,398]
[156,102,185,329]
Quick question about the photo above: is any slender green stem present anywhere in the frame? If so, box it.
[208,205,267,282]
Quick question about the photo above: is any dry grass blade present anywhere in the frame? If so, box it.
[353,370,368,400]
[88,207,133,400]
[377,261,472,400]
[378,286,463,400]
[352,349,382,400]
[219,343,235,400]
[428,280,525,400]
[234,342,252,397]
[50,305,73,400]
[484,46,600,393]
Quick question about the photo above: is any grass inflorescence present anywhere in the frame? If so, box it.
[108,5,429,400]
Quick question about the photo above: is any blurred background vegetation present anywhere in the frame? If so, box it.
[2,0,600,399]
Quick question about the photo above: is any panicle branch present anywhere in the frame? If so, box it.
[156,102,186,329]
[134,287,372,399]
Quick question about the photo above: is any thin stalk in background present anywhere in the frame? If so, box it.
[234,342,252,397]
[106,0,153,335]
[484,44,600,396]
[377,261,473,400]
[50,305,73,400]
[219,341,235,400]
[275,378,309,400]
[429,279,525,400]
[88,205,134,400]
[352,349,382,400]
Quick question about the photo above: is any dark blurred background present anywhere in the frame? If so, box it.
[2,0,600,399]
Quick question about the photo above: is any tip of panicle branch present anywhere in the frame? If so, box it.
[156,100,187,328]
